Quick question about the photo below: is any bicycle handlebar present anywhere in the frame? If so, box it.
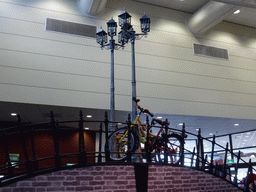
[133,97,154,117]
[138,106,154,117]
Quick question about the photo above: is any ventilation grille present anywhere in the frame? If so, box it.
[46,18,96,38]
[194,44,228,60]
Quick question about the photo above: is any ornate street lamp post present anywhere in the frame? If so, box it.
[96,9,150,127]
[118,9,150,121]
[96,18,122,131]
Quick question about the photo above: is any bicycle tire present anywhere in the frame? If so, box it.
[152,133,183,164]
[107,127,139,161]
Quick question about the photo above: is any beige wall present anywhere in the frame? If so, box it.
[1,0,256,119]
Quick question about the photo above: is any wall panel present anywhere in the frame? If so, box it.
[1,0,256,119]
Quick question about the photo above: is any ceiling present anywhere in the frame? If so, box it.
[134,0,256,29]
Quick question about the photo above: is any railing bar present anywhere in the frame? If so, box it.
[1,131,14,176]
[50,112,61,169]
[98,123,103,163]
[29,126,38,171]
[127,114,132,162]
[104,112,110,162]
[78,110,87,166]
[18,115,33,175]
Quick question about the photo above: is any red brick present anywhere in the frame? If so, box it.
[47,176,65,181]
[63,181,80,186]
[13,189,36,192]
[114,181,128,185]
[76,186,93,191]
[76,176,93,180]
[46,187,65,191]
[89,181,105,185]
[103,176,118,180]
[32,182,51,187]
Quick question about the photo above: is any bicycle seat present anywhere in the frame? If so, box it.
[153,118,170,126]
[132,97,140,103]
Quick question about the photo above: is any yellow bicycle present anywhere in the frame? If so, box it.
[108,98,183,164]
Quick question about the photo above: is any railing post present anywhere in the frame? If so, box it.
[18,115,33,174]
[78,110,87,166]
[145,116,151,163]
[29,126,38,171]
[196,128,203,169]
[233,150,240,185]
[50,111,61,169]
[245,159,252,192]
[164,119,168,164]
[1,131,14,176]
[229,134,234,161]
[196,139,199,169]
[202,154,207,170]
[210,135,215,173]
[222,142,228,179]
[104,112,110,162]
[181,123,186,166]
[190,147,195,167]
[98,123,103,163]
[127,114,132,162]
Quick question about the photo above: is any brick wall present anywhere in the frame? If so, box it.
[1,165,242,192]
[148,165,242,192]
[0,165,136,192]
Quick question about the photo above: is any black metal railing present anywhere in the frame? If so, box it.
[0,112,255,192]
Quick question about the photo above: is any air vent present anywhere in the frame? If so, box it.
[46,18,96,38]
[194,44,228,60]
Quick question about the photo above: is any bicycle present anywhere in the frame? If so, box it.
[107,97,184,164]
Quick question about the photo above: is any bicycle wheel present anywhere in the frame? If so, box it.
[107,127,138,161]
[153,133,183,164]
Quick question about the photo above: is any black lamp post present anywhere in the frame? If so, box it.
[118,9,151,121]
[96,9,150,126]
[96,18,122,132]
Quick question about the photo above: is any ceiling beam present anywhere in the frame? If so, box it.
[186,0,250,35]
[77,0,107,16]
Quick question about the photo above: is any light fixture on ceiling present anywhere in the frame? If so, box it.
[11,113,17,116]
[157,116,163,119]
[250,155,255,158]
[233,9,240,14]
[179,123,183,126]
[234,124,239,126]
[84,127,89,130]
[86,115,92,118]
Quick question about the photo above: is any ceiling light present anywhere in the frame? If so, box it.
[250,155,255,158]
[209,133,213,135]
[86,115,92,118]
[234,124,239,126]
[84,127,89,130]
[11,113,17,116]
[233,9,240,14]
[247,132,251,134]
[244,140,247,141]
[157,116,162,119]
[245,135,249,137]
[179,123,183,126]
